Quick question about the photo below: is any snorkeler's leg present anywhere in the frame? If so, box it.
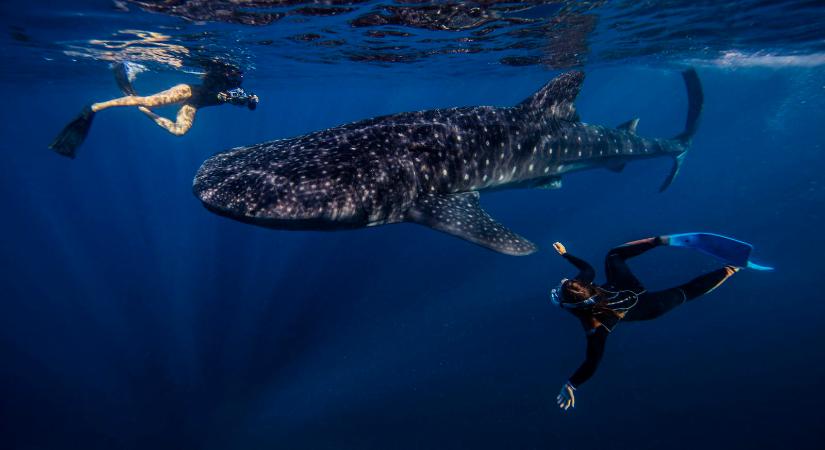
[604,236,666,289]
[90,84,193,112]
[623,290,686,321]
[678,266,739,300]
[608,236,665,260]
[138,104,197,136]
[50,84,194,158]
[624,266,739,321]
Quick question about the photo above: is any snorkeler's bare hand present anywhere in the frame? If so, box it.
[556,382,575,410]
[553,242,567,255]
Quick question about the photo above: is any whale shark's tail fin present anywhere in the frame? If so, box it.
[660,68,703,192]
[675,68,703,143]
[518,70,584,121]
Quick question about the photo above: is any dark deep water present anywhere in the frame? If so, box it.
[1,1,824,449]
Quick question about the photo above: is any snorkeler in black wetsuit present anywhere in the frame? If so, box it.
[550,236,740,411]
[50,59,259,158]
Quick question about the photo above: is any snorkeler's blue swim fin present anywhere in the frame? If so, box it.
[667,232,774,271]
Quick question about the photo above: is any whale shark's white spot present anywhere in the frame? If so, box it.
[529,164,534,171]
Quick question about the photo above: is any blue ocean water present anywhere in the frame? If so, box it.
[1,1,824,449]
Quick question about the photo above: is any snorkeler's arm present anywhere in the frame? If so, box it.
[568,327,608,388]
[564,254,595,283]
[137,104,197,136]
[553,242,596,283]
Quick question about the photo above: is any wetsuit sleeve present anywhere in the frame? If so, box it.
[568,327,609,388]
[563,253,595,283]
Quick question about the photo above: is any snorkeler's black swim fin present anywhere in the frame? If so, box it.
[113,62,138,96]
[49,105,95,159]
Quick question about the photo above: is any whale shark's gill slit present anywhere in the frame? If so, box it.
[405,192,537,256]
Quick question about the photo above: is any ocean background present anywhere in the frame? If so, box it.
[1,1,824,449]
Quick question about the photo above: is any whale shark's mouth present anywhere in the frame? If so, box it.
[198,200,367,231]
[193,148,374,229]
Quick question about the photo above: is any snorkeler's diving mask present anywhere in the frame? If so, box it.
[550,278,567,307]
[550,278,598,309]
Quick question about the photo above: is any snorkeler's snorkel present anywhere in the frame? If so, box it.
[218,87,259,110]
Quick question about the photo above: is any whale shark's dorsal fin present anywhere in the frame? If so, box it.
[406,192,537,256]
[518,71,584,121]
[618,118,639,134]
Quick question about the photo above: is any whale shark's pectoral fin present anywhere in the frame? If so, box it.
[406,192,537,256]
[617,118,639,134]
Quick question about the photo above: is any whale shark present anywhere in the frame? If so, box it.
[194,69,703,255]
